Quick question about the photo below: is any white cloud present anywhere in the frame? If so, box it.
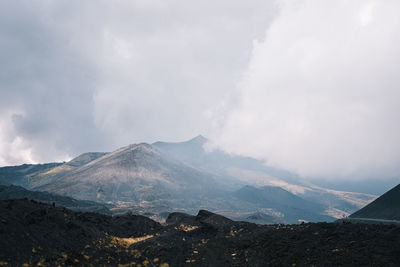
[215,0,400,180]
[358,1,379,27]
[0,111,34,165]
[2,0,399,182]
[0,0,276,165]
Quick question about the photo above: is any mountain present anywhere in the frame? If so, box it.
[1,199,400,266]
[234,185,322,210]
[65,152,109,167]
[0,162,62,187]
[31,142,335,223]
[153,135,301,183]
[154,136,377,218]
[0,185,111,215]
[35,143,224,205]
[0,152,106,189]
[349,184,400,221]
[0,136,377,223]
[233,185,332,223]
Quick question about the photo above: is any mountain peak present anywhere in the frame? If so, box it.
[187,135,208,144]
[67,152,108,167]
[109,143,160,159]
[152,135,208,148]
[127,143,154,151]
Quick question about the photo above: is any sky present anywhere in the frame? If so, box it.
[0,0,399,184]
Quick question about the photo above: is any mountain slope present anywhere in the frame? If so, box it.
[65,152,108,167]
[0,136,377,223]
[27,152,109,187]
[0,163,62,187]
[233,185,332,223]
[35,143,224,206]
[154,136,377,218]
[0,185,111,214]
[350,184,400,220]
[153,135,300,183]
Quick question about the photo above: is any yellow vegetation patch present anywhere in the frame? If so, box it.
[118,263,137,267]
[43,165,73,175]
[110,235,154,248]
[175,224,199,232]
[83,255,91,260]
[29,165,74,186]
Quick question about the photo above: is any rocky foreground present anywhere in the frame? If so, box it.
[1,199,399,266]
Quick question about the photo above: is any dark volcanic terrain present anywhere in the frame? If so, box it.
[1,199,399,266]
[350,184,400,221]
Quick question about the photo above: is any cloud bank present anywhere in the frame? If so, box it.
[1,0,399,183]
[215,0,400,180]
[0,0,275,165]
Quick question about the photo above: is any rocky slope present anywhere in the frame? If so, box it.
[349,184,400,221]
[0,162,62,187]
[0,199,399,266]
[34,144,227,208]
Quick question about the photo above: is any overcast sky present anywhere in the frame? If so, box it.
[1,0,399,182]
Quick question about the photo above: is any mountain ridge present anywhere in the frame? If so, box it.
[0,184,111,214]
[0,136,378,224]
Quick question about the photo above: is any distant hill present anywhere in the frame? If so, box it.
[0,185,111,215]
[350,184,400,221]
[233,185,332,223]
[0,162,62,187]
